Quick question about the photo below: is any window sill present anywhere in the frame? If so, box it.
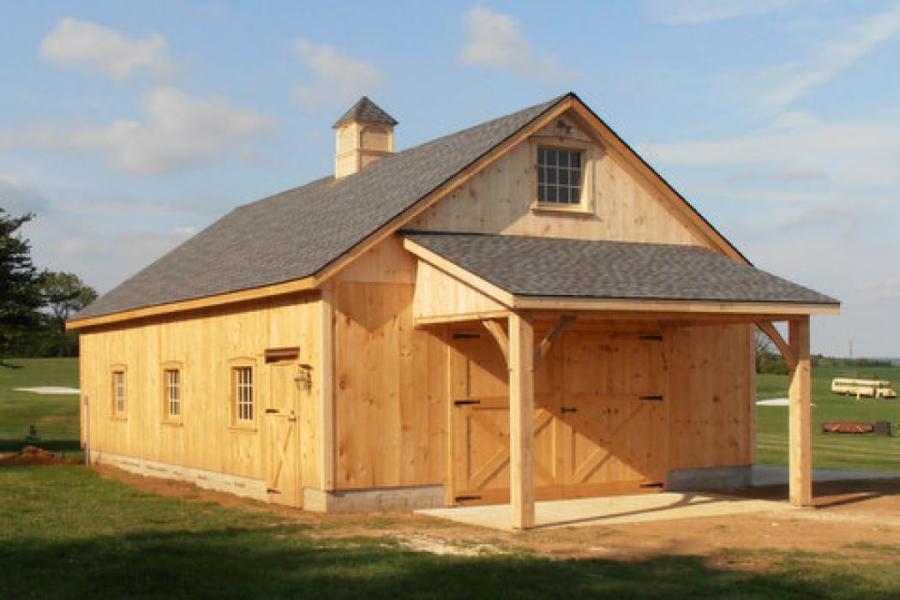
[228,424,257,434]
[530,202,594,216]
[162,420,184,428]
[111,415,128,422]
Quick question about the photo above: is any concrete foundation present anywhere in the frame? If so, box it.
[304,485,446,513]
[666,465,753,492]
[91,450,268,501]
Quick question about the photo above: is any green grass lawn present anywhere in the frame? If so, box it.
[0,358,80,454]
[1,358,899,597]
[756,365,900,473]
[1,465,899,599]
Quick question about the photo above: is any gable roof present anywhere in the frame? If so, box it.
[403,232,838,307]
[74,95,564,322]
[333,96,398,127]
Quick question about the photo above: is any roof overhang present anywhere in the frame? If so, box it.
[66,275,319,330]
[403,237,840,323]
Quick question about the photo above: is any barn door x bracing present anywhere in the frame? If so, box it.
[265,362,302,507]
[449,328,668,505]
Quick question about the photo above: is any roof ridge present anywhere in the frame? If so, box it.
[245,94,568,206]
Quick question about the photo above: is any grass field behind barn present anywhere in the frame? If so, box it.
[0,358,80,455]
[756,364,900,473]
[1,358,898,473]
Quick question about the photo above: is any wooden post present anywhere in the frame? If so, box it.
[319,287,335,491]
[508,312,535,530]
[788,316,812,506]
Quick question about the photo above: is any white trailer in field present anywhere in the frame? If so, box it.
[831,378,897,399]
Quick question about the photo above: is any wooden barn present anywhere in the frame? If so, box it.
[68,93,839,529]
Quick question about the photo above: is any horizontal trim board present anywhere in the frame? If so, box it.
[67,277,319,330]
[513,296,840,316]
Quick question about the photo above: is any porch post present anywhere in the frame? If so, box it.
[508,311,535,529]
[788,316,812,506]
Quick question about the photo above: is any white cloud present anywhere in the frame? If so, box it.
[745,6,900,113]
[460,7,577,81]
[3,87,271,175]
[646,0,792,25]
[640,118,900,189]
[173,225,197,236]
[39,17,173,79]
[14,180,211,293]
[0,175,50,215]
[293,39,383,108]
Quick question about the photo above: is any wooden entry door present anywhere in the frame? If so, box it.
[265,362,302,507]
[448,326,668,505]
[558,332,668,495]
[448,330,562,505]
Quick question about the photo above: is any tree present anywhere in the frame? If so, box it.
[755,329,787,375]
[0,209,43,356]
[40,271,97,330]
[37,271,97,356]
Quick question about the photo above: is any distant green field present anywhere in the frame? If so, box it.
[0,358,80,454]
[757,365,900,473]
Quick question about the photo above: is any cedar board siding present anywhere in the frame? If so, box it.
[330,237,754,492]
[79,293,323,490]
[408,115,702,247]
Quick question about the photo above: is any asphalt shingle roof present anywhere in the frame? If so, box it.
[333,96,398,127]
[402,232,838,306]
[76,95,563,320]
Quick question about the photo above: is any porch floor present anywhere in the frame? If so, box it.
[416,492,795,531]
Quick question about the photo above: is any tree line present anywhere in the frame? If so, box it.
[756,332,892,375]
[0,209,96,357]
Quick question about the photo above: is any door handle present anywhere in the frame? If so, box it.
[561,407,578,413]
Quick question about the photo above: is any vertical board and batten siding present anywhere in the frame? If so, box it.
[412,260,506,323]
[79,293,323,494]
[666,324,756,470]
[331,236,450,490]
[408,114,702,246]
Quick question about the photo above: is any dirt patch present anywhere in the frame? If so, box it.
[0,445,80,466]
[93,463,900,563]
[396,534,507,556]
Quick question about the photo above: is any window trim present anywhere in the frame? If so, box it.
[228,358,258,432]
[161,361,184,425]
[529,137,594,215]
[110,365,127,420]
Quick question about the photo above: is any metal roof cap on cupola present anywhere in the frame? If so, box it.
[333,96,398,178]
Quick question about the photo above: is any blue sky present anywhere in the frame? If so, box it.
[1,0,898,356]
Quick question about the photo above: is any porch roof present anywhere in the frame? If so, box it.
[402,232,839,312]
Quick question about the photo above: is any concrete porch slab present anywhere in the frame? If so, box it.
[752,466,899,487]
[416,492,795,531]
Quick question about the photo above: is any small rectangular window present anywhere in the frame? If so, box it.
[165,369,181,419]
[112,370,126,417]
[537,146,582,205]
[233,366,254,423]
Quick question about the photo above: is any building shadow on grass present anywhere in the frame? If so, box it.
[0,437,81,454]
[0,525,889,599]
